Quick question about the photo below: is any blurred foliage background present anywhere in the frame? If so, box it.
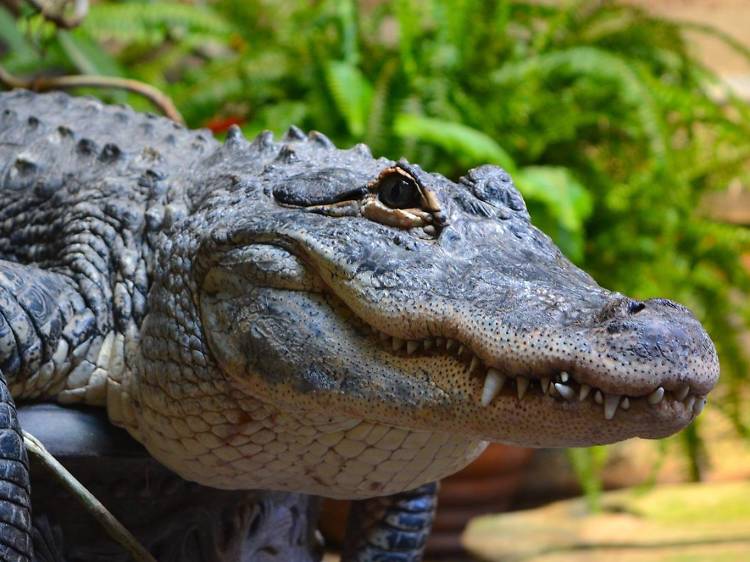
[2,0,750,502]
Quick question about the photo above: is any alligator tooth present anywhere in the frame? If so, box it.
[685,396,696,413]
[516,377,529,399]
[647,387,665,405]
[604,395,620,420]
[621,397,630,410]
[392,338,404,351]
[423,339,434,351]
[594,390,604,405]
[554,383,575,401]
[436,337,445,348]
[446,339,457,351]
[578,384,591,401]
[675,385,690,401]
[481,369,505,407]
[693,397,706,415]
[406,341,420,354]
[540,377,550,394]
[468,355,481,374]
[457,344,466,356]
[560,371,570,383]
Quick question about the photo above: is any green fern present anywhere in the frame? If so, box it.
[492,46,668,164]
[324,60,373,137]
[81,3,231,45]
[394,113,516,172]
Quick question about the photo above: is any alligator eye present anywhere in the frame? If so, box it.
[377,173,422,209]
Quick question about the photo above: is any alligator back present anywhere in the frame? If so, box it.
[0,90,218,264]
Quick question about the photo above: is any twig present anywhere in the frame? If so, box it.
[0,67,185,124]
[23,431,157,562]
[26,0,88,29]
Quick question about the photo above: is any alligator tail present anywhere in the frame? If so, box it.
[0,370,32,561]
[341,481,438,562]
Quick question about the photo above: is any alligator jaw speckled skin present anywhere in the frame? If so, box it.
[0,90,719,561]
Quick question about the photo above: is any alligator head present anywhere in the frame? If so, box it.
[140,126,718,495]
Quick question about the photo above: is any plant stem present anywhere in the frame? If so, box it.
[0,66,184,123]
[23,431,157,562]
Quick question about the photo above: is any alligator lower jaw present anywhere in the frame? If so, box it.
[367,328,707,422]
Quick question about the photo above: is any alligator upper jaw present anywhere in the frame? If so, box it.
[364,324,710,425]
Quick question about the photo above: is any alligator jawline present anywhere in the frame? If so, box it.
[316,274,704,422]
[360,326,706,421]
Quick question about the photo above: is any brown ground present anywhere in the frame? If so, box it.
[625,0,750,78]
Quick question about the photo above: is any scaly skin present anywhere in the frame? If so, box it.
[0,90,719,561]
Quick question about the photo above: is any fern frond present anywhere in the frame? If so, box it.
[82,3,232,45]
[492,46,668,164]
[324,60,373,137]
[394,113,516,172]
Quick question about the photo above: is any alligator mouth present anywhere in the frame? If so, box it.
[364,327,707,421]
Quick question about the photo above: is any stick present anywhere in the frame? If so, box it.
[0,66,185,124]
[23,431,157,562]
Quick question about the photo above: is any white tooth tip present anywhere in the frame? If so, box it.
[540,377,550,394]
[621,397,630,410]
[406,341,419,354]
[446,339,456,350]
[554,383,575,400]
[392,337,404,351]
[516,377,529,399]
[676,385,690,401]
[578,384,591,401]
[604,394,620,420]
[457,344,466,356]
[685,396,696,412]
[647,387,665,405]
[481,369,506,407]
[560,371,570,383]
[594,390,604,404]
[693,397,707,415]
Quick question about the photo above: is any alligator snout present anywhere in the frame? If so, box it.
[585,295,719,401]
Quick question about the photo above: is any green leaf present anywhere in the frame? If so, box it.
[566,446,609,513]
[82,3,231,45]
[394,113,516,172]
[515,166,593,231]
[57,31,123,77]
[324,60,373,137]
[514,166,593,261]
[492,46,668,164]
[0,6,38,69]
[394,0,418,79]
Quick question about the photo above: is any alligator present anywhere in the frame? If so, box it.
[0,90,719,561]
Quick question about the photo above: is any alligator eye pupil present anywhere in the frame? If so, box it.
[378,174,420,209]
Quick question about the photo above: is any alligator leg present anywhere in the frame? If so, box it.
[341,482,438,562]
[0,260,99,561]
[0,369,31,561]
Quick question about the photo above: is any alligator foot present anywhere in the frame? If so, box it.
[341,482,438,562]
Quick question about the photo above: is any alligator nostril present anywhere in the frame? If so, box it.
[627,301,645,315]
